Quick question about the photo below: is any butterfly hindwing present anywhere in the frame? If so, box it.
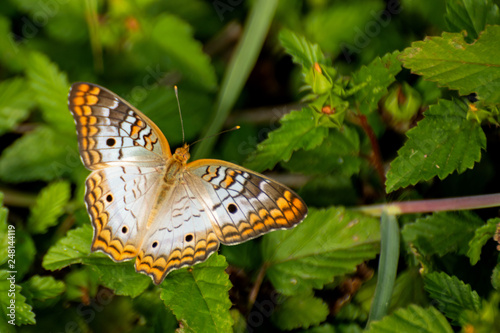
[68,82,170,169]
[135,182,220,284]
[187,160,308,245]
[85,166,162,262]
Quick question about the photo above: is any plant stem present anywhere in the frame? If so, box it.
[357,113,386,184]
[356,193,500,216]
[247,263,268,311]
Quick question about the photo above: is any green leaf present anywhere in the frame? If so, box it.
[0,193,9,266]
[282,126,361,177]
[263,207,380,295]
[301,323,337,333]
[493,262,500,290]
[389,269,427,312]
[271,294,329,330]
[42,224,99,270]
[43,224,150,296]
[279,29,326,69]
[91,262,150,298]
[21,275,65,301]
[26,52,72,132]
[400,25,500,103]
[423,272,481,324]
[0,77,34,135]
[445,0,500,41]
[160,254,233,333]
[245,108,328,172]
[386,99,485,192]
[402,211,484,257]
[304,1,386,57]
[0,16,27,72]
[0,270,36,327]
[461,293,500,332]
[13,230,36,280]
[366,305,453,333]
[467,217,499,265]
[0,126,78,182]
[367,212,399,324]
[152,14,216,91]
[133,291,177,332]
[352,51,402,114]
[28,181,71,234]
[220,241,262,272]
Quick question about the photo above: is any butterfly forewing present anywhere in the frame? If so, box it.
[187,160,308,245]
[68,82,170,169]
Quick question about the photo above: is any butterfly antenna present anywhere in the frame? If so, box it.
[190,126,241,147]
[174,85,185,144]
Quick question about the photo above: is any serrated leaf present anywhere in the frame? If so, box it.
[245,108,328,172]
[152,14,216,91]
[21,275,65,301]
[0,270,36,327]
[43,224,151,296]
[0,77,34,135]
[386,99,485,192]
[461,293,500,332]
[91,262,150,298]
[467,217,499,265]
[402,211,484,257]
[366,305,453,333]
[26,52,72,132]
[28,181,70,234]
[279,29,326,69]
[400,25,500,103]
[423,272,481,324]
[352,51,402,114]
[263,207,380,295]
[282,126,361,176]
[445,0,500,41]
[0,126,78,182]
[271,294,328,330]
[42,224,104,270]
[160,254,233,333]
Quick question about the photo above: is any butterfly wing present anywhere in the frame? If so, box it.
[135,160,308,284]
[68,82,171,263]
[86,166,162,261]
[68,82,171,169]
[187,160,308,244]
[135,182,220,284]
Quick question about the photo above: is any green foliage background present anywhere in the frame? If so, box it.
[1,0,500,332]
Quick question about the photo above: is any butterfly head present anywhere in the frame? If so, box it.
[173,143,191,163]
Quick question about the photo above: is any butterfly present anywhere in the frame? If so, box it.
[68,82,308,284]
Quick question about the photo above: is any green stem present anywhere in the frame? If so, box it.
[355,193,500,216]
[367,211,399,326]
[192,0,279,159]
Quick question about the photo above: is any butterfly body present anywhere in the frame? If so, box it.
[68,82,307,284]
